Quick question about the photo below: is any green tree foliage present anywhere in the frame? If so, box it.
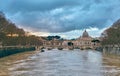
[54,35,61,39]
[46,35,61,41]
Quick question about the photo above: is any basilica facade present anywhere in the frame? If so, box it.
[73,30,93,49]
[44,30,100,49]
[62,30,94,49]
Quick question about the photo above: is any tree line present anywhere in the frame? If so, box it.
[101,19,120,46]
[0,12,43,46]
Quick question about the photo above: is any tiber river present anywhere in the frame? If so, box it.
[9,49,120,76]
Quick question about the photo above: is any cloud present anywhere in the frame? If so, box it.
[1,0,80,13]
[0,0,120,34]
[50,27,107,39]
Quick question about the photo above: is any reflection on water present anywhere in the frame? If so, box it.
[9,49,120,76]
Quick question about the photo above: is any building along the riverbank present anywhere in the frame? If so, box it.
[44,30,101,50]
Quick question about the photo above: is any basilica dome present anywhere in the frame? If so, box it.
[82,30,89,37]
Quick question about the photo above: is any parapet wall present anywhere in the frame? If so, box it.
[101,46,120,56]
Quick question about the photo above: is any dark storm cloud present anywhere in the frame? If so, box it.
[1,0,80,13]
[0,0,120,33]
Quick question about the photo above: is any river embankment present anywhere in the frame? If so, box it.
[0,46,36,58]
[97,46,120,67]
[97,45,120,56]
[0,51,38,76]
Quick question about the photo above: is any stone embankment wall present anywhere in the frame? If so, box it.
[97,45,120,56]
[0,46,36,58]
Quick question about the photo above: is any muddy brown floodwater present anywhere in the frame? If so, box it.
[2,49,120,76]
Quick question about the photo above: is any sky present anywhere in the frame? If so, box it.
[0,0,120,39]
